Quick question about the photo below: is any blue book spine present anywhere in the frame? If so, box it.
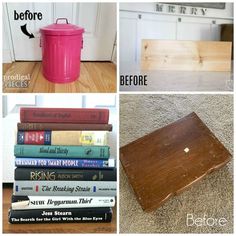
[14,145,110,159]
[15,157,114,169]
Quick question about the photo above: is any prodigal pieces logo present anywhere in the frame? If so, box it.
[186,213,227,227]
[3,74,30,88]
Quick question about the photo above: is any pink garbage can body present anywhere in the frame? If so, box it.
[40,18,85,83]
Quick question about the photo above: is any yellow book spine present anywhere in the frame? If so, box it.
[51,131,108,146]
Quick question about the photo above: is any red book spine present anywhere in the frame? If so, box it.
[20,108,109,124]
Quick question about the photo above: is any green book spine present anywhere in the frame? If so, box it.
[14,145,110,159]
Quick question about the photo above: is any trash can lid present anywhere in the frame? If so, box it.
[40,18,85,36]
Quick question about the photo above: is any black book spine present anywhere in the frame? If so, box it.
[14,168,117,181]
[8,207,112,224]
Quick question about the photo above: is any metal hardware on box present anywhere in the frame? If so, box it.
[212,20,216,24]
[138,14,142,19]
[178,18,181,22]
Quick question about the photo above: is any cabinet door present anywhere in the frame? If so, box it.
[137,13,176,62]
[3,7,13,63]
[177,23,212,41]
[120,11,176,63]
[177,17,219,41]
[76,3,116,60]
[7,3,52,60]
[120,11,138,62]
[6,3,116,61]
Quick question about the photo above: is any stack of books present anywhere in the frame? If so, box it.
[8,107,117,224]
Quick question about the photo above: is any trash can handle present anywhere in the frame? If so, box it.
[56,18,69,24]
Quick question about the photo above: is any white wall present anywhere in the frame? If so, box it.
[120,3,233,19]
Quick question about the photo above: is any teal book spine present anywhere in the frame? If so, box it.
[14,145,110,159]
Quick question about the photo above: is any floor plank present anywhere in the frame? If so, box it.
[3,187,117,233]
[3,62,116,93]
[3,63,12,75]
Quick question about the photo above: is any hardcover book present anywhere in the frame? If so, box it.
[17,123,112,131]
[9,207,112,224]
[17,131,108,146]
[12,196,115,210]
[20,107,109,124]
[15,168,117,181]
[120,112,231,211]
[15,158,115,169]
[14,181,117,196]
[17,123,113,131]
[14,145,110,159]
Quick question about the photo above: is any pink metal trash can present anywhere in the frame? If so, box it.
[40,18,85,83]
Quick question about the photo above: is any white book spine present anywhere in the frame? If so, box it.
[14,181,117,196]
[12,196,115,210]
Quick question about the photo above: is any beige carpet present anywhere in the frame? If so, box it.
[119,95,233,233]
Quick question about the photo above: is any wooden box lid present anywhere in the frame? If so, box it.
[120,112,231,212]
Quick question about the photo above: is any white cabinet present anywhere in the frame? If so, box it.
[120,10,233,63]
[137,13,176,62]
[177,17,230,41]
[119,12,137,62]
[177,22,212,41]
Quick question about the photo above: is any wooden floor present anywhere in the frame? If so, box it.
[3,187,117,233]
[3,62,116,93]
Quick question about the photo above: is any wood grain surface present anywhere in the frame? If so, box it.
[3,62,116,93]
[3,187,116,233]
[141,40,232,71]
[120,112,231,212]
